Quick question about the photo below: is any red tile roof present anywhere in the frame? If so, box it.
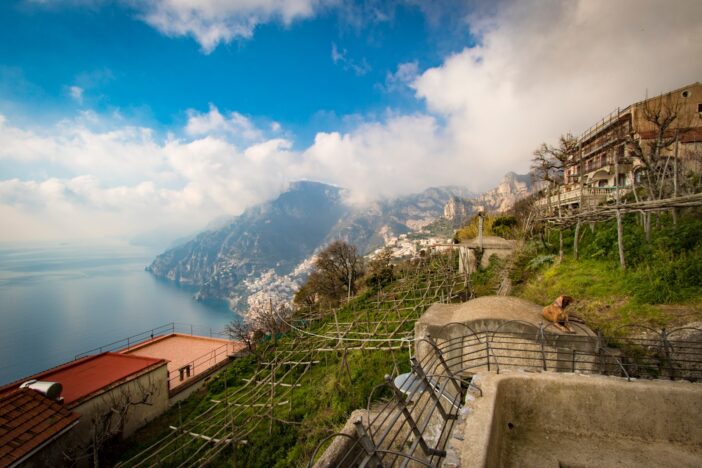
[0,388,80,467]
[0,353,166,407]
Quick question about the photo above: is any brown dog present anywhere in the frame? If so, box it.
[543,295,576,333]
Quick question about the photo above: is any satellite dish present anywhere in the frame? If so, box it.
[393,373,425,396]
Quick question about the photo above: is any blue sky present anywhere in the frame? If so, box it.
[0,1,471,144]
[0,0,700,244]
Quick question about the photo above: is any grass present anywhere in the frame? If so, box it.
[514,211,702,336]
[109,254,461,467]
[109,213,702,466]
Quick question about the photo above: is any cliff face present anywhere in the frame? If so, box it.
[442,172,534,222]
[473,172,533,213]
[443,196,469,222]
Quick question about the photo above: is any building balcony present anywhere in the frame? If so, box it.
[533,185,629,211]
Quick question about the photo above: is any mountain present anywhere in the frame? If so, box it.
[441,172,534,225]
[147,174,535,313]
[331,185,477,253]
[147,181,348,310]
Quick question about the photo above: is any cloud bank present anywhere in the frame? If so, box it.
[2,0,701,243]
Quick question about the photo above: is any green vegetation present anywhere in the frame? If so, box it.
[512,211,702,335]
[454,214,519,241]
[112,252,466,468]
[112,205,702,467]
[407,217,455,238]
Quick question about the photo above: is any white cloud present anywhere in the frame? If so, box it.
[3,0,702,244]
[382,61,419,92]
[68,85,83,103]
[331,43,371,76]
[135,0,328,53]
[0,112,295,242]
[185,104,263,142]
[407,0,702,186]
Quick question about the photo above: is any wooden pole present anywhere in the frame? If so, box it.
[478,212,484,250]
[559,229,564,262]
[673,130,679,226]
[574,220,581,260]
[616,209,626,270]
[578,142,584,210]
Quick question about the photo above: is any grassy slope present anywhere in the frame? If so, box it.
[511,212,702,336]
[108,258,463,467]
[110,212,702,466]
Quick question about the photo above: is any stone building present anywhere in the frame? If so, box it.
[536,81,702,211]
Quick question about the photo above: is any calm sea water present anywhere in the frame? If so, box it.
[0,244,237,385]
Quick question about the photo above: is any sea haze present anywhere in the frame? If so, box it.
[0,244,237,385]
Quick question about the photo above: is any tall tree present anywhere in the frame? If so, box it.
[628,94,688,200]
[294,240,364,308]
[531,133,578,215]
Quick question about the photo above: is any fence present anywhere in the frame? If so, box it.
[311,322,702,467]
[74,322,228,360]
[168,341,235,390]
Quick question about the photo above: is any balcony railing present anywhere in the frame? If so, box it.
[533,186,626,209]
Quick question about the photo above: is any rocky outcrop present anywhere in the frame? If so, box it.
[443,196,469,222]
[473,172,533,213]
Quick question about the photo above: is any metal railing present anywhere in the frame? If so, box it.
[74,322,228,360]
[578,106,629,143]
[311,323,702,467]
[533,186,623,209]
[168,342,234,390]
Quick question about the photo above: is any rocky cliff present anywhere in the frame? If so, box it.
[442,172,534,223]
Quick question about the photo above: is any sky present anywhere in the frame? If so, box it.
[0,0,701,245]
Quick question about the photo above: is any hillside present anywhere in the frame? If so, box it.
[147,181,348,310]
[112,208,702,467]
[147,174,536,312]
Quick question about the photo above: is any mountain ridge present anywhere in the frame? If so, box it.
[147,174,535,313]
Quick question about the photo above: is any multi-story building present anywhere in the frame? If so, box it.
[536,82,702,212]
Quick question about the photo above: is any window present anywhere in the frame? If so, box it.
[681,90,690,98]
[698,103,702,113]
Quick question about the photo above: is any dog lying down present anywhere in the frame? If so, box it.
[543,295,577,333]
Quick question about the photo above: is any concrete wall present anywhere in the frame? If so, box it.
[459,372,702,467]
[414,297,599,377]
[71,363,169,442]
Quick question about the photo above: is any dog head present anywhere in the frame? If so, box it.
[554,295,574,308]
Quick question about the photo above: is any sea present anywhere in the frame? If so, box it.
[0,243,238,385]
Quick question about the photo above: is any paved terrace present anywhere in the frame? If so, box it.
[121,334,245,391]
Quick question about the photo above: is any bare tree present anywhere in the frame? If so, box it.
[628,94,690,201]
[531,133,578,215]
[532,134,578,260]
[57,376,160,467]
[248,298,291,345]
[226,319,256,354]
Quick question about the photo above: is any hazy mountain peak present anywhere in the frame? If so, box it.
[148,173,535,312]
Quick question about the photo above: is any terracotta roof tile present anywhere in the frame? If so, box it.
[0,389,79,467]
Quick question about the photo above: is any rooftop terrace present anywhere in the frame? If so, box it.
[121,333,245,391]
[0,353,166,406]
